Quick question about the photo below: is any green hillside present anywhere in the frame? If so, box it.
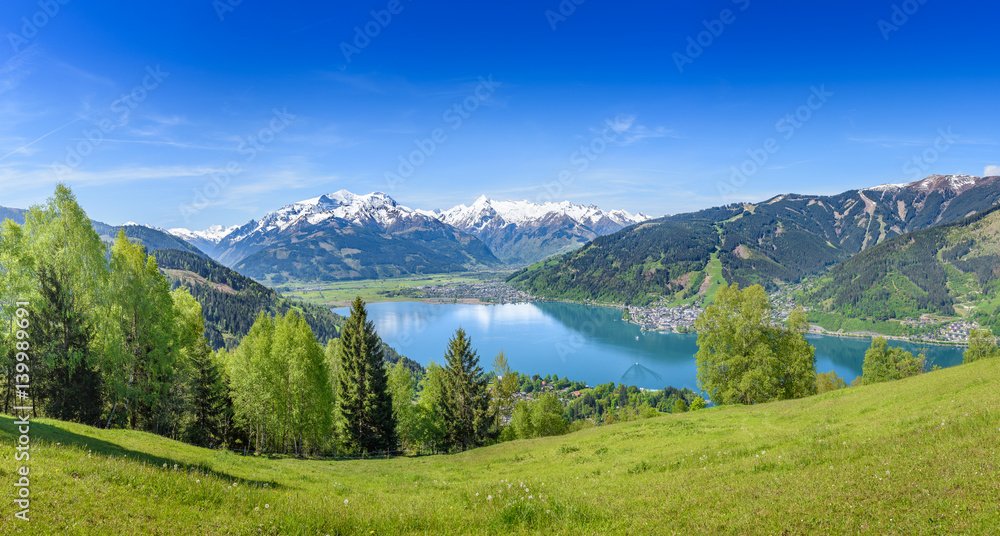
[509,176,1000,305]
[4,357,998,534]
[806,205,1000,334]
[155,249,419,374]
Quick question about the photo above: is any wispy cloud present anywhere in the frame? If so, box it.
[847,136,930,148]
[594,114,674,146]
[0,164,224,192]
[71,138,231,151]
[985,165,1000,177]
[0,48,41,96]
[0,118,80,163]
[766,160,809,170]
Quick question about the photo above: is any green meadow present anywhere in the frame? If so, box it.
[3,357,999,535]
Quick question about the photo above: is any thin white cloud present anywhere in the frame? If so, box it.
[0,48,41,96]
[0,164,225,192]
[0,118,80,163]
[71,138,231,151]
[985,165,1000,177]
[591,114,674,147]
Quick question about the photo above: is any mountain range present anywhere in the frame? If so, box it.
[0,207,208,259]
[804,202,1000,334]
[420,196,650,265]
[509,174,1000,305]
[166,191,650,281]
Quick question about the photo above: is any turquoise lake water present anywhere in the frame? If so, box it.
[333,301,966,392]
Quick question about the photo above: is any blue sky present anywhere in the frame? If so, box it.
[1,0,998,229]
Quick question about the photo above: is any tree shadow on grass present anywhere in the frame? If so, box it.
[0,414,283,489]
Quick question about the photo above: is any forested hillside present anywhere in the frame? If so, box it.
[156,249,341,348]
[510,175,1000,305]
[1,205,207,258]
[805,205,1000,334]
[155,249,419,373]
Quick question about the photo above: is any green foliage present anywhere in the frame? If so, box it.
[502,394,567,441]
[815,370,848,394]
[104,231,179,430]
[440,327,494,451]
[490,351,519,430]
[413,362,449,452]
[963,328,999,364]
[672,397,688,413]
[861,337,927,385]
[694,284,817,405]
[508,220,717,305]
[155,249,341,349]
[388,359,418,451]
[806,205,1000,322]
[228,311,332,454]
[29,263,103,425]
[337,297,396,454]
[6,356,1000,534]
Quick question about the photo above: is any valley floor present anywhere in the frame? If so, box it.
[2,359,999,534]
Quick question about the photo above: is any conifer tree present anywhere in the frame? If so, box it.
[440,327,493,451]
[30,263,103,424]
[187,340,225,447]
[337,297,395,454]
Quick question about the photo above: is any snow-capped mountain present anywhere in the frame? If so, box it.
[170,191,653,269]
[863,174,982,195]
[169,190,500,281]
[166,224,241,257]
[424,196,653,265]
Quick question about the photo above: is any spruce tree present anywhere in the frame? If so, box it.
[187,340,225,447]
[440,327,493,451]
[30,263,103,424]
[337,297,396,454]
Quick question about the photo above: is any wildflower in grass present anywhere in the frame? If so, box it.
[345,499,349,505]
[265,504,269,509]
[487,495,492,501]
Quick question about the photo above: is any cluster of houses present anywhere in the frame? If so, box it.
[625,304,704,332]
[911,320,981,344]
[420,280,533,304]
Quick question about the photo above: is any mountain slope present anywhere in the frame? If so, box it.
[170,191,501,282]
[155,248,420,373]
[805,204,1000,331]
[510,175,1000,305]
[0,206,207,258]
[7,356,999,533]
[427,196,651,265]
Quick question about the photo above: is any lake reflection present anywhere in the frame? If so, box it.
[334,301,966,391]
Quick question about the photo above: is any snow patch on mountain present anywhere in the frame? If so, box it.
[864,174,983,194]
[168,224,242,244]
[433,196,651,232]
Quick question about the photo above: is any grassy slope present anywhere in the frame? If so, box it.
[3,359,1000,535]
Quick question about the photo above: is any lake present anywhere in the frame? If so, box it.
[333,301,966,392]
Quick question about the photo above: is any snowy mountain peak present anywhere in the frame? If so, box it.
[168,224,242,244]
[865,174,983,194]
[435,197,650,232]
